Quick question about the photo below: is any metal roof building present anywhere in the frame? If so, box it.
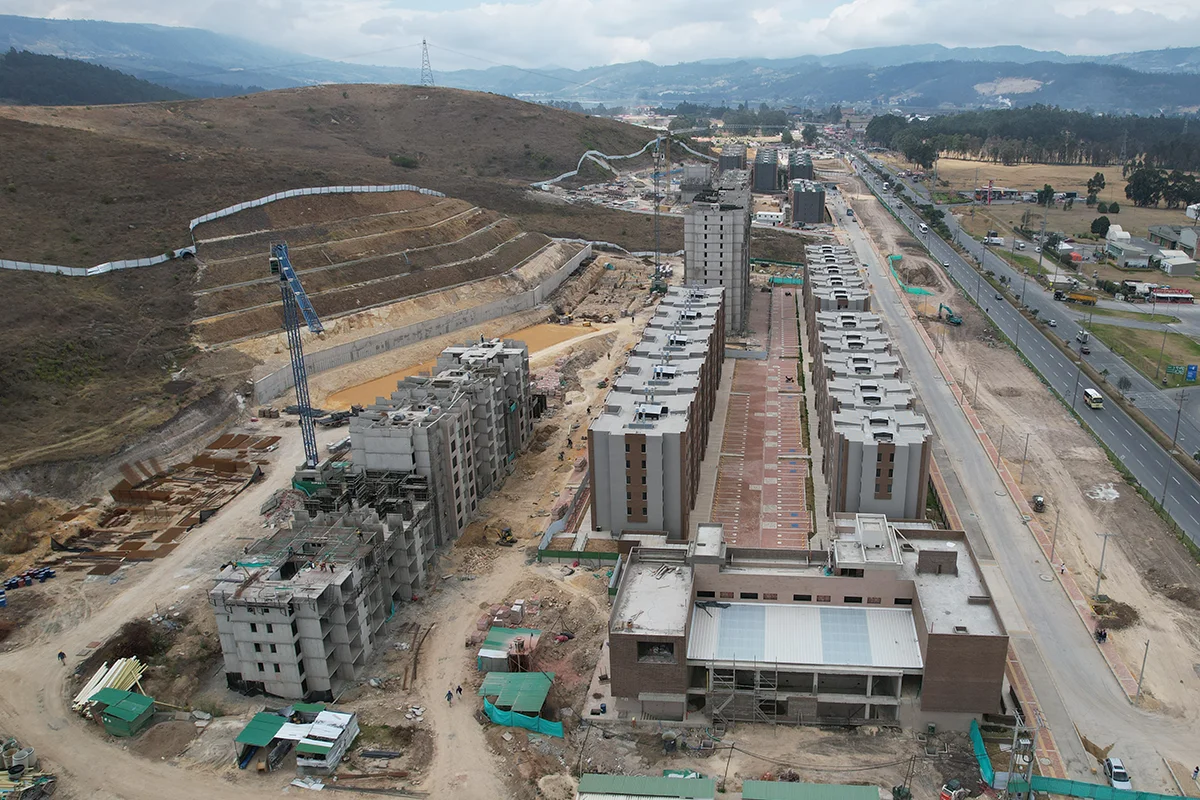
[687,603,923,672]
[578,774,716,799]
[742,781,881,800]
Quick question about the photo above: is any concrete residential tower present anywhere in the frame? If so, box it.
[683,170,751,333]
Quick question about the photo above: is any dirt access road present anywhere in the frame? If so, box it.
[0,316,644,799]
[0,418,313,800]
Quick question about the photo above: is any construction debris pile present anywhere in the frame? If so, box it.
[43,434,274,575]
[469,597,543,644]
[0,735,55,800]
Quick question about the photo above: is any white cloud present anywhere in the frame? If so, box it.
[5,0,1199,69]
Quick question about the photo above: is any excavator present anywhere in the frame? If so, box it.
[938,303,963,326]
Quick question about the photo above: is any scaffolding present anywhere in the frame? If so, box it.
[706,658,800,726]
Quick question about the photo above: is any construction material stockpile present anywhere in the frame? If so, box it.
[71,657,146,714]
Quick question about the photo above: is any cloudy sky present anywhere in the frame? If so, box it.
[4,0,1200,70]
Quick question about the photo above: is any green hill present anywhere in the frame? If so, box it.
[0,48,188,105]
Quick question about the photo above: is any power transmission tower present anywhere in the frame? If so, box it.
[420,39,435,87]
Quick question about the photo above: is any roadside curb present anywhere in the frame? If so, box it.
[856,207,1143,703]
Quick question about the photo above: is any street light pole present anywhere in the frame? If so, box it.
[1094,531,1117,599]
[1071,361,1083,409]
[1160,390,1186,508]
[1154,323,1170,382]
[1049,509,1061,564]
[997,424,1005,467]
[1135,640,1150,703]
[1019,432,1031,484]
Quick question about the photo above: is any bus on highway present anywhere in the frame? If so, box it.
[1083,388,1104,410]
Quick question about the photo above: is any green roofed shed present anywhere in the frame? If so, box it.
[482,627,540,651]
[235,712,287,747]
[89,689,156,737]
[741,782,881,800]
[578,773,716,799]
[478,671,555,713]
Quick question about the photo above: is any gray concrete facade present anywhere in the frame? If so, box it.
[791,179,827,224]
[683,171,751,333]
[211,505,434,700]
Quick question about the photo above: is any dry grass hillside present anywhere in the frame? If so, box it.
[0,85,682,473]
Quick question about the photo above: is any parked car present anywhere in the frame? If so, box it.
[1104,758,1132,791]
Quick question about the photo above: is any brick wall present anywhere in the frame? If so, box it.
[920,633,1007,713]
[609,632,689,698]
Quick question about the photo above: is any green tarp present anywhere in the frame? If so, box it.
[478,671,555,713]
[742,781,878,800]
[482,698,563,739]
[236,712,286,746]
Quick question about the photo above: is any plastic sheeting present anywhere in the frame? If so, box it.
[482,699,563,738]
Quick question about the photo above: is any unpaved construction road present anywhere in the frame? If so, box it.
[0,314,645,800]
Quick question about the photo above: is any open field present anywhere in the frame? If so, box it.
[1087,323,1200,389]
[0,85,697,472]
[1085,306,1179,325]
[885,155,1194,239]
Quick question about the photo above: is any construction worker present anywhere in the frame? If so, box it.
[557,451,565,461]
[57,651,66,665]
[456,685,463,697]
[446,689,453,705]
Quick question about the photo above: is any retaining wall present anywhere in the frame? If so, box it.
[253,242,593,403]
[0,185,445,277]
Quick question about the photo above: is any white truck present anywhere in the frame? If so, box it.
[983,235,1006,246]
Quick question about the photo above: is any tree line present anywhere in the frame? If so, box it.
[0,49,187,105]
[866,105,1200,171]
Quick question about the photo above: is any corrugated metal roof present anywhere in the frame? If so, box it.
[235,712,286,746]
[478,671,555,713]
[741,782,880,800]
[578,774,716,798]
[687,603,922,670]
[100,690,156,724]
[89,687,131,707]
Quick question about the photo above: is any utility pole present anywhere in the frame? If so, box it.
[1135,640,1150,703]
[1071,360,1083,408]
[1094,531,1117,599]
[1019,432,1031,484]
[1160,390,1185,508]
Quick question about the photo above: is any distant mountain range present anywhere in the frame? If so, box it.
[3,14,1200,113]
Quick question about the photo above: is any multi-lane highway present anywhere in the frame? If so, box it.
[829,190,1195,788]
[851,156,1200,548]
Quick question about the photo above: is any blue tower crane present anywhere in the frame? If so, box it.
[270,243,324,468]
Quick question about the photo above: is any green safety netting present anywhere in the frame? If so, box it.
[970,721,1180,800]
[969,720,995,786]
[482,698,563,738]
[888,255,934,296]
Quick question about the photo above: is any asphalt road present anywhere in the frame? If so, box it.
[831,191,1194,789]
[853,158,1200,549]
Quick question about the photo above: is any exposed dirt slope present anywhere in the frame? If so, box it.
[0,85,670,472]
